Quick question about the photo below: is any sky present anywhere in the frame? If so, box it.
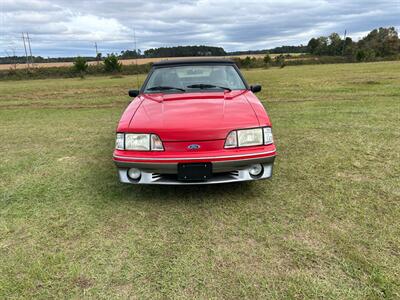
[0,0,399,57]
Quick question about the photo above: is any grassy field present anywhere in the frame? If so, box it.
[0,62,399,299]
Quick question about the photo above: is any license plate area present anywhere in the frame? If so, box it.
[177,163,212,181]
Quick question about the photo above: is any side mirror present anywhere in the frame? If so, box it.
[128,90,139,97]
[250,85,262,93]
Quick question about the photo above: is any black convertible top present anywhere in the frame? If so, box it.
[153,57,234,67]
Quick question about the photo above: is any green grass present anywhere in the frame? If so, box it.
[1,61,399,299]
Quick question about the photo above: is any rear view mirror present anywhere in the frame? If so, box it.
[250,85,262,93]
[128,90,139,97]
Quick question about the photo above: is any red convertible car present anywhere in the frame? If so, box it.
[113,58,276,184]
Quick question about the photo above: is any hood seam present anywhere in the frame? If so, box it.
[128,98,145,128]
[244,93,261,126]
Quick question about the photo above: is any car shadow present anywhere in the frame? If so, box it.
[113,178,257,204]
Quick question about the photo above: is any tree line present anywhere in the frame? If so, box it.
[0,45,226,64]
[0,55,98,65]
[307,27,399,61]
[229,45,307,56]
[142,45,226,58]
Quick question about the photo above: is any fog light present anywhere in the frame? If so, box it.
[249,164,263,177]
[128,168,141,180]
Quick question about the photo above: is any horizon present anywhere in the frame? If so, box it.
[1,43,306,59]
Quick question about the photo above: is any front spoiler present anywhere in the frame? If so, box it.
[113,155,275,185]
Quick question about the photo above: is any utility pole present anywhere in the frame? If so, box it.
[94,42,99,64]
[342,29,347,56]
[26,32,34,67]
[21,32,29,69]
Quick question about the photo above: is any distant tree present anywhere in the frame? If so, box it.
[343,37,355,57]
[358,27,399,57]
[229,45,307,56]
[307,38,320,54]
[307,27,400,60]
[275,54,286,68]
[120,49,141,59]
[263,54,272,67]
[328,33,343,55]
[104,54,122,73]
[242,56,252,69]
[316,37,329,55]
[143,45,227,58]
[307,36,329,55]
[267,45,307,54]
[308,34,343,56]
[73,56,88,75]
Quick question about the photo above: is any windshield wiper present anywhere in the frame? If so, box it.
[187,84,232,92]
[146,86,186,92]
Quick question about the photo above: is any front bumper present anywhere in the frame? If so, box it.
[113,152,276,185]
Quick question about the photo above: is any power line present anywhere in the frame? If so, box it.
[26,32,34,66]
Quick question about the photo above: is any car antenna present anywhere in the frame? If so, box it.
[133,27,140,90]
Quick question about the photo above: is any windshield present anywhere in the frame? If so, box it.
[143,65,246,93]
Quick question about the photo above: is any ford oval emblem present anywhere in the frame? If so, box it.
[188,144,200,150]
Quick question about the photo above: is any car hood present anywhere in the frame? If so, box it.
[128,91,260,141]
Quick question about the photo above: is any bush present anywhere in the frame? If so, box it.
[263,54,272,67]
[356,49,376,62]
[242,56,252,69]
[356,50,366,62]
[73,57,88,74]
[104,54,122,73]
[234,56,265,69]
[275,54,286,68]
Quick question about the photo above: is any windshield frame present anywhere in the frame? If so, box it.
[140,62,249,94]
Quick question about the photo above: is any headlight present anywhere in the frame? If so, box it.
[126,133,150,150]
[237,128,263,147]
[115,133,164,151]
[224,127,273,148]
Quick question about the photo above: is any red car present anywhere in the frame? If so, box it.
[113,58,276,184]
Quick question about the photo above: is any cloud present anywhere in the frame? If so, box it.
[0,0,399,57]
